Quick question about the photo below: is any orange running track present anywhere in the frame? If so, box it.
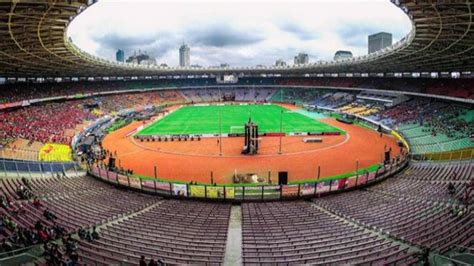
[103,114,400,184]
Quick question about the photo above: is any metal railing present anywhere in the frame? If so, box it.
[0,245,42,265]
[87,156,409,202]
[432,253,473,266]
[0,158,82,178]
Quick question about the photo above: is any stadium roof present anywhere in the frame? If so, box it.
[0,0,473,78]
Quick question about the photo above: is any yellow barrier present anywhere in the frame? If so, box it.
[38,143,72,162]
[91,109,103,116]
[190,185,206,198]
[207,186,225,199]
[391,130,410,152]
[419,147,474,161]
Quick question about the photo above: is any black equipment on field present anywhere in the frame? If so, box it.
[278,172,288,185]
[241,118,259,155]
[108,157,116,170]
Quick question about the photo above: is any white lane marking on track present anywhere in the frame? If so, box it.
[129,131,351,159]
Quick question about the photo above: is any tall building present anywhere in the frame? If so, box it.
[368,32,392,54]
[275,59,287,67]
[125,50,156,66]
[116,49,124,62]
[179,43,190,67]
[334,50,353,61]
[294,53,309,65]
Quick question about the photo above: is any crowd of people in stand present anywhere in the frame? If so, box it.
[1,182,63,253]
[139,255,164,266]
[0,81,145,104]
[1,77,473,106]
[427,105,474,139]
[0,90,183,147]
[42,235,79,266]
[375,98,432,125]
[0,175,104,265]
[279,77,474,99]
[447,176,473,219]
[0,78,472,149]
[0,80,193,105]
[0,101,95,145]
[90,91,175,114]
[375,98,473,139]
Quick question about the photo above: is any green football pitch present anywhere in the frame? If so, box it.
[136,104,344,136]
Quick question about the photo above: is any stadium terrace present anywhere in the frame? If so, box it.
[0,1,473,266]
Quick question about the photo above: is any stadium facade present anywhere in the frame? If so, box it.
[0,1,473,265]
[0,0,473,79]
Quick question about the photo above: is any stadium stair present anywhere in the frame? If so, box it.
[223,205,243,266]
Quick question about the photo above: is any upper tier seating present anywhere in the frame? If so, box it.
[181,88,276,103]
[337,103,382,116]
[398,124,474,154]
[0,82,471,156]
[0,80,207,104]
[0,139,43,161]
[375,99,474,154]
[270,88,330,104]
[0,101,96,145]
[278,77,474,99]
[1,77,473,106]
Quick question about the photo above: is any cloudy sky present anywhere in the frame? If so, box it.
[67,0,412,67]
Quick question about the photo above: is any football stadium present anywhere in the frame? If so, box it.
[0,0,473,265]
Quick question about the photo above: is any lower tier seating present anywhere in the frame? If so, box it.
[1,160,472,265]
[314,190,472,253]
[242,201,418,265]
[78,200,231,265]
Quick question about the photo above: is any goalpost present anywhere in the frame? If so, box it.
[230,126,245,134]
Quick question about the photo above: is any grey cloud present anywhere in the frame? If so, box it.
[192,44,317,67]
[93,33,160,49]
[138,38,179,58]
[337,23,378,47]
[278,21,318,40]
[91,22,330,66]
[94,31,181,60]
[187,24,264,48]
[92,22,266,63]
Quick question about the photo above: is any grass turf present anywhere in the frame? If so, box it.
[137,104,344,136]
